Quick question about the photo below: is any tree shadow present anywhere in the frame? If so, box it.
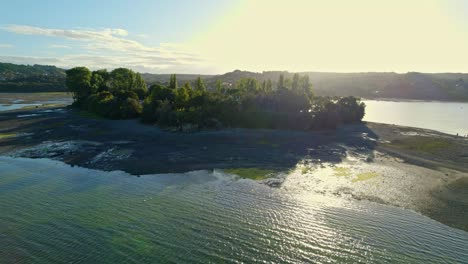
[1,108,380,175]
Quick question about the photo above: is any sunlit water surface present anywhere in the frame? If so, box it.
[363,100,468,135]
[1,157,467,263]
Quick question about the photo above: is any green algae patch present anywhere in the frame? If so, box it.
[385,136,454,154]
[224,168,276,180]
[352,172,379,182]
[42,103,66,108]
[19,105,40,110]
[301,166,313,174]
[0,133,16,140]
[334,167,351,177]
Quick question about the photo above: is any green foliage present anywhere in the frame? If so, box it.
[223,168,276,180]
[142,74,365,131]
[174,86,190,109]
[216,80,223,92]
[236,78,260,93]
[266,79,273,92]
[108,68,148,99]
[386,136,455,154]
[300,75,313,97]
[183,82,192,90]
[169,74,178,89]
[292,73,300,91]
[65,67,92,104]
[195,76,206,92]
[278,74,285,90]
[148,84,175,101]
[66,67,147,119]
[66,68,365,130]
[90,69,110,93]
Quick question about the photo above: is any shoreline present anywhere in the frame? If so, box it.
[362,97,468,103]
[0,105,467,231]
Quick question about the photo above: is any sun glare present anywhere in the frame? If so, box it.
[192,0,467,73]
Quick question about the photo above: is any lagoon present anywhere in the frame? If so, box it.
[363,100,468,135]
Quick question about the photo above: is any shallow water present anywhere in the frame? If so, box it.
[1,157,467,263]
[0,93,72,112]
[0,103,42,112]
[363,100,468,135]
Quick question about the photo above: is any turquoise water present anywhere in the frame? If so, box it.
[1,157,467,263]
[363,100,468,135]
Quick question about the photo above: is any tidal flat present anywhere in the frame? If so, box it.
[0,95,467,233]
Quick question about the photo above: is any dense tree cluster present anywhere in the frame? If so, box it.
[66,67,147,118]
[66,67,365,130]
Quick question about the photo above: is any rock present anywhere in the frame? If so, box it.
[263,178,283,188]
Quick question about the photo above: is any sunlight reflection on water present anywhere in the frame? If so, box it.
[0,156,467,263]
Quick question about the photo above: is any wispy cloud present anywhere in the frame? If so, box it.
[0,54,206,73]
[1,24,156,52]
[50,44,71,49]
[0,55,61,65]
[0,43,13,48]
[0,24,206,73]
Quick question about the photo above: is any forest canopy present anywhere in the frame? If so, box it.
[66,67,365,130]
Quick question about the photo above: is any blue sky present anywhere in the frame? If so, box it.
[1,0,468,73]
[0,0,236,73]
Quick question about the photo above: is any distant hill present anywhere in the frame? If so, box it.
[208,70,468,101]
[1,62,467,101]
[140,73,214,84]
[0,62,66,92]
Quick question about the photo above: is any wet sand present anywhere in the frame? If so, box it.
[0,104,467,231]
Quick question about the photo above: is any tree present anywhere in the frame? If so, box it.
[65,65,366,130]
[292,73,300,91]
[284,78,292,90]
[90,69,109,93]
[148,84,175,102]
[236,78,260,92]
[65,66,92,104]
[301,75,312,97]
[216,80,223,92]
[183,81,192,90]
[175,86,190,109]
[266,79,273,92]
[108,68,147,98]
[278,74,285,90]
[133,73,148,99]
[169,74,178,89]
[195,76,206,92]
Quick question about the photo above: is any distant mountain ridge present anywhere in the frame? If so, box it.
[210,70,468,101]
[1,62,467,101]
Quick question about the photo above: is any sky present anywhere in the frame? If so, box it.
[0,0,467,74]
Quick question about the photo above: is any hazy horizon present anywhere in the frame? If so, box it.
[1,0,468,74]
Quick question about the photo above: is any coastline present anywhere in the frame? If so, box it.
[0,105,467,231]
[362,97,468,103]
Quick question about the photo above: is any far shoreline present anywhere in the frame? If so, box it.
[362,97,468,103]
